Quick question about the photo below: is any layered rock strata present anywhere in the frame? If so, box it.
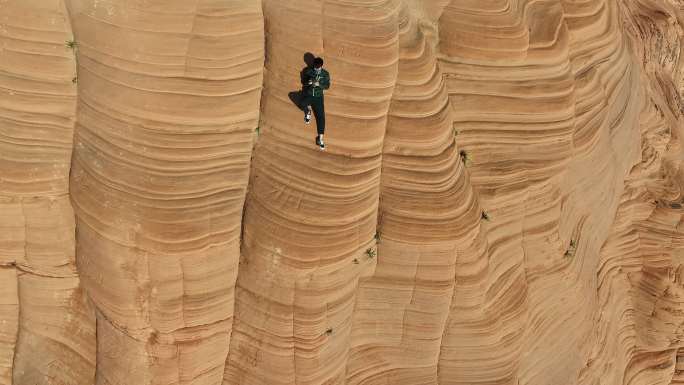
[0,0,682,384]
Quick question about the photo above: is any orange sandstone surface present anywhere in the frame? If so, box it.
[0,0,683,384]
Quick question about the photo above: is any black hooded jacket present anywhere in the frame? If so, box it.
[301,67,331,97]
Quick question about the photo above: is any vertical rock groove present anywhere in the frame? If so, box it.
[65,1,264,383]
[225,1,399,384]
[0,1,95,385]
[346,1,480,384]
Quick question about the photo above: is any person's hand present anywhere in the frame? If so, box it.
[314,81,320,87]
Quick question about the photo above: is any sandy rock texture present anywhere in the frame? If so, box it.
[0,0,683,384]
[0,1,95,385]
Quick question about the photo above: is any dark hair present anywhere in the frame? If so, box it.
[313,57,324,68]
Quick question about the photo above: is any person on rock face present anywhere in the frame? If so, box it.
[301,57,331,150]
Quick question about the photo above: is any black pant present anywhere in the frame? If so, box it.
[301,95,325,135]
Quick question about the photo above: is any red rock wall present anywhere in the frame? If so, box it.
[0,0,682,384]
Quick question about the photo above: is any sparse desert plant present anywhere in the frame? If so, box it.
[365,248,376,258]
[66,39,78,85]
[353,258,359,264]
[325,328,333,336]
[374,231,380,242]
[481,211,490,221]
[459,149,470,165]
[564,239,577,258]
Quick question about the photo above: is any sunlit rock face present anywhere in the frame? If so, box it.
[0,0,682,384]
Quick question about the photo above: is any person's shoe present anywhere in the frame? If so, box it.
[305,110,312,124]
[316,136,326,150]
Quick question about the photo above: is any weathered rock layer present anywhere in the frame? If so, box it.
[0,0,683,384]
[0,2,94,384]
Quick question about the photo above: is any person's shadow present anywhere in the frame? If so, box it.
[288,52,315,113]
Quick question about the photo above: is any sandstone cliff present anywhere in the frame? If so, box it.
[0,0,683,384]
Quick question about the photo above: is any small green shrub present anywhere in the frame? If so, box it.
[66,40,78,84]
[365,248,376,258]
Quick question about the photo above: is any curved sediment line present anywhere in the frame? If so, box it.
[0,2,96,385]
[0,0,682,383]
[224,1,400,384]
[433,0,675,384]
[66,0,264,384]
[344,2,481,383]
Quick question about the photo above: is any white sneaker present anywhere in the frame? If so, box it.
[305,110,312,124]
